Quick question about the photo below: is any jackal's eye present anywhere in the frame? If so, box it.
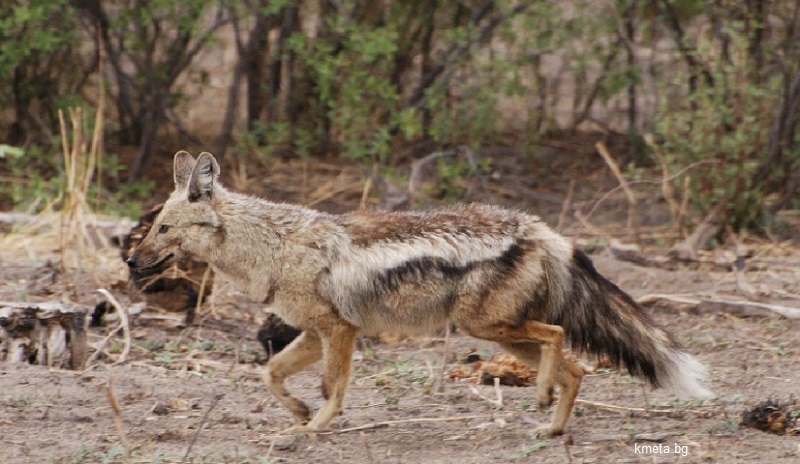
[158,224,171,234]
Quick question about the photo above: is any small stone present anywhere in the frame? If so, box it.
[271,434,297,451]
[152,403,170,415]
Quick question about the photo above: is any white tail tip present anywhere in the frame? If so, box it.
[663,351,714,400]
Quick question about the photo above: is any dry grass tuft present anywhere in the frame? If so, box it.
[0,84,129,295]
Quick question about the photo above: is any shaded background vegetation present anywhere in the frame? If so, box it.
[2,0,800,242]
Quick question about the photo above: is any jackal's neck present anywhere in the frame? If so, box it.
[205,187,332,301]
[216,188,327,234]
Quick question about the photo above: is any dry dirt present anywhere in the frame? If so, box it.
[2,142,800,463]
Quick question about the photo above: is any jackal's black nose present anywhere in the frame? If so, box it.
[126,257,136,268]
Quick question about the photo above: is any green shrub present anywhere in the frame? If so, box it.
[655,31,783,231]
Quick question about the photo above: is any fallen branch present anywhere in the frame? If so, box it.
[637,293,800,319]
[608,242,678,270]
[0,212,134,236]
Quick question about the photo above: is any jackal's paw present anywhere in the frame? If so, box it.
[536,387,555,409]
[279,424,317,435]
[285,401,312,422]
[532,424,564,438]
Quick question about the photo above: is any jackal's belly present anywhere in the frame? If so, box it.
[329,279,458,336]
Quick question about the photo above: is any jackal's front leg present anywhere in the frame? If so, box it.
[263,331,322,422]
[306,321,358,431]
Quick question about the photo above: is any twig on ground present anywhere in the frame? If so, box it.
[574,399,674,415]
[196,264,212,320]
[469,377,504,408]
[264,437,277,462]
[315,412,516,435]
[181,392,225,464]
[226,344,240,377]
[434,324,452,393]
[85,293,129,368]
[97,289,131,364]
[361,432,375,464]
[563,434,575,464]
[106,376,131,460]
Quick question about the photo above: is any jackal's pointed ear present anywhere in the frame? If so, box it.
[174,151,196,189]
[188,152,220,202]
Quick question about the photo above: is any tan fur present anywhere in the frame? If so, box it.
[128,151,711,437]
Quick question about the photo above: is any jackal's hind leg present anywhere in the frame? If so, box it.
[532,352,584,437]
[499,342,554,408]
[500,321,583,437]
[466,320,564,407]
[306,322,358,431]
[263,331,322,423]
[459,320,581,436]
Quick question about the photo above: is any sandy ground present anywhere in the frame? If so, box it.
[2,148,800,463]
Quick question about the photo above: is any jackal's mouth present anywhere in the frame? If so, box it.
[137,252,175,274]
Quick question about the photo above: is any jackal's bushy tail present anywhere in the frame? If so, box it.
[548,249,712,400]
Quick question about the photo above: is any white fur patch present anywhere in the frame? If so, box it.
[662,350,714,400]
[329,233,515,290]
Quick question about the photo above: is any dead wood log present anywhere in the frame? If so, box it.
[0,211,134,241]
[637,294,800,319]
[0,301,88,369]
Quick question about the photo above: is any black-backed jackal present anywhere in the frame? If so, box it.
[128,151,712,436]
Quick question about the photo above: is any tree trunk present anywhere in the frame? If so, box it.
[72,0,139,143]
[129,92,167,180]
[624,0,637,133]
[245,14,272,134]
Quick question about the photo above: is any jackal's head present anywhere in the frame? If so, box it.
[127,151,223,275]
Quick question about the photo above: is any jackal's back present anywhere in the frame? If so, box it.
[317,204,569,335]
